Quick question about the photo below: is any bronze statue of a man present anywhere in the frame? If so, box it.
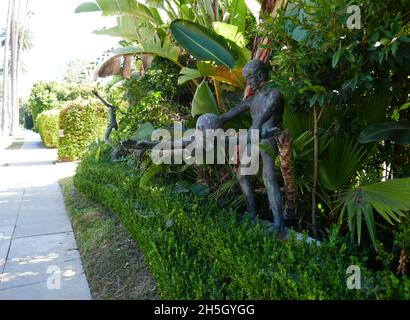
[216,59,285,234]
[123,59,286,234]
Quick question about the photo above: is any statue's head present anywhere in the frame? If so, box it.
[243,59,269,90]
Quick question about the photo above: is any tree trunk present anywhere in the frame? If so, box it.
[311,106,319,238]
[1,0,12,136]
[311,106,326,238]
[10,0,20,135]
[278,130,297,226]
[13,0,29,134]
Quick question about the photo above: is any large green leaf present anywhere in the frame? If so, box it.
[191,80,219,118]
[75,2,101,13]
[212,22,250,68]
[178,67,202,85]
[229,0,247,33]
[75,0,157,24]
[94,16,138,40]
[212,22,247,47]
[341,178,410,246]
[358,121,410,145]
[114,28,180,66]
[170,19,238,68]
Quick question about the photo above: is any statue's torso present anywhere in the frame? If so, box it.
[249,86,284,128]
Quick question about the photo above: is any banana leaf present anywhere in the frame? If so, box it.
[191,80,219,118]
[170,19,238,69]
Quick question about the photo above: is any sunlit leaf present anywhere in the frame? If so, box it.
[191,80,219,118]
[178,67,202,85]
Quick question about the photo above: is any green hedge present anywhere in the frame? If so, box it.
[28,81,95,131]
[73,144,410,299]
[36,110,60,148]
[58,100,107,161]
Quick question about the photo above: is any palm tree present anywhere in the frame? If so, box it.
[1,0,12,136]
[1,0,31,136]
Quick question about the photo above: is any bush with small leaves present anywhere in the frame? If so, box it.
[73,145,410,299]
[36,110,60,148]
[58,100,107,161]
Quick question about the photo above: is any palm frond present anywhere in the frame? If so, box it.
[319,135,367,191]
[341,178,410,246]
[283,106,334,139]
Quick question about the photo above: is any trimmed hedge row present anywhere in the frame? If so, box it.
[73,145,410,299]
[58,100,107,162]
[28,81,95,131]
[36,110,60,148]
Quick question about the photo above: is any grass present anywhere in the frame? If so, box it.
[59,177,157,300]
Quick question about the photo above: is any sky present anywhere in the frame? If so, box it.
[0,0,118,98]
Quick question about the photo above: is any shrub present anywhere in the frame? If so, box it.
[28,81,95,131]
[19,102,33,130]
[73,145,410,299]
[115,91,189,142]
[58,100,107,161]
[28,82,61,131]
[124,57,186,104]
[112,59,191,142]
[36,110,60,148]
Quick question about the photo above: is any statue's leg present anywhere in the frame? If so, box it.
[261,136,284,234]
[237,144,258,219]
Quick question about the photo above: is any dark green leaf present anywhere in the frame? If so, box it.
[332,48,342,68]
[170,19,238,68]
[358,122,410,145]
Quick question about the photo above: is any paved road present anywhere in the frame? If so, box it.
[0,130,91,299]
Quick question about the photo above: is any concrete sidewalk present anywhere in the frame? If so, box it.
[0,130,91,299]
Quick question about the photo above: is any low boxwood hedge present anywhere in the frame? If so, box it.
[36,110,60,148]
[73,144,410,299]
[58,100,107,161]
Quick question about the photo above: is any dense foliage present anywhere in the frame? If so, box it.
[36,110,60,148]
[74,144,409,299]
[28,81,95,130]
[19,101,33,130]
[58,100,107,161]
[258,0,410,245]
[69,0,409,298]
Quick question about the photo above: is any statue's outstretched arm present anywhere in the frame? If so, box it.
[218,97,253,124]
[122,133,195,150]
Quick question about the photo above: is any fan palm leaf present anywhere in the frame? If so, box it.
[318,136,367,191]
[341,178,410,246]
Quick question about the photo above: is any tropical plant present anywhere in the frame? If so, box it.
[262,0,410,238]
[341,178,410,246]
[75,0,256,115]
[1,0,31,136]
[359,122,410,145]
